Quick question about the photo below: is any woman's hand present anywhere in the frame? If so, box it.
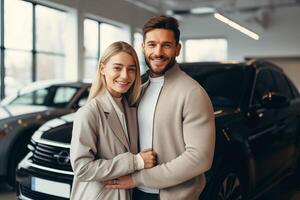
[139,148,157,169]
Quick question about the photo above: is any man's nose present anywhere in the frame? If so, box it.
[154,45,163,55]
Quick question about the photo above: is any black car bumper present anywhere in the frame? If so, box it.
[16,154,73,200]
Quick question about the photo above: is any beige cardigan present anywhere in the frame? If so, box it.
[70,91,138,200]
[133,64,216,200]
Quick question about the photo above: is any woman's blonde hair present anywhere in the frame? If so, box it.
[87,41,141,105]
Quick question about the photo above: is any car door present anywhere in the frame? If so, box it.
[270,70,299,174]
[246,68,283,187]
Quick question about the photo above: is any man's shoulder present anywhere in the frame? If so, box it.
[173,67,201,90]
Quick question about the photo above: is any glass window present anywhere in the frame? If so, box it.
[84,58,98,79]
[100,23,130,56]
[10,88,48,105]
[36,54,65,81]
[1,1,67,100]
[36,5,66,53]
[134,32,147,74]
[286,78,300,98]
[53,87,77,104]
[83,19,99,79]
[271,70,293,99]
[194,68,245,107]
[4,50,32,97]
[253,69,277,105]
[75,89,90,108]
[84,19,99,58]
[4,0,32,50]
[185,39,227,62]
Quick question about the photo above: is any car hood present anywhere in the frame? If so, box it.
[32,113,74,146]
[0,105,52,120]
[32,107,241,146]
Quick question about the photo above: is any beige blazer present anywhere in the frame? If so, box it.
[70,91,138,200]
[133,64,216,200]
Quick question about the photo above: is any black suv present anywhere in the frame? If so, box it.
[16,60,300,200]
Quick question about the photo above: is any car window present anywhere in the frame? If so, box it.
[286,77,300,98]
[53,87,77,106]
[252,69,277,105]
[74,88,90,109]
[271,70,293,99]
[10,88,49,105]
[194,69,245,107]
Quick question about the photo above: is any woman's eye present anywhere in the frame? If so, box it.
[128,68,136,72]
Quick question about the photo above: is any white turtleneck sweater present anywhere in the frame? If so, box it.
[137,76,164,194]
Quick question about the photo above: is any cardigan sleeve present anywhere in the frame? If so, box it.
[132,86,215,188]
[70,105,138,182]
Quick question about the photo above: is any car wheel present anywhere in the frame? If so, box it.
[217,172,242,200]
[203,165,246,200]
[7,137,30,187]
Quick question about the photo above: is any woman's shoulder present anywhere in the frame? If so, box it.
[76,98,103,118]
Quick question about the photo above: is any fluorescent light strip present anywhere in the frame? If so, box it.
[124,0,159,13]
[190,7,215,14]
[214,13,259,40]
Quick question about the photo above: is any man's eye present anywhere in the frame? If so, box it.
[113,67,121,71]
[148,43,155,48]
[163,44,171,48]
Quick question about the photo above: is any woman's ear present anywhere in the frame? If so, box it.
[99,63,105,75]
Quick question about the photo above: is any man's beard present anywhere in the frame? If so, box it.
[145,55,176,76]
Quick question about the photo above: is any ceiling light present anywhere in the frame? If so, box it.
[214,13,259,40]
[190,7,215,14]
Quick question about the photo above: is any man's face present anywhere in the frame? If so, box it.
[142,29,181,77]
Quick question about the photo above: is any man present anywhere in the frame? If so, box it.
[105,15,215,200]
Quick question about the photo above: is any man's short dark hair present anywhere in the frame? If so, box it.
[143,15,180,44]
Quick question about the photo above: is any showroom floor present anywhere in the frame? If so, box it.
[0,176,300,200]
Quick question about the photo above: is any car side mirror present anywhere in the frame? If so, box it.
[261,92,289,108]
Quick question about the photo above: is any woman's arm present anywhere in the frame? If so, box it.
[70,106,138,182]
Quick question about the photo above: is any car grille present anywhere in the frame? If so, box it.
[20,185,69,200]
[30,140,72,171]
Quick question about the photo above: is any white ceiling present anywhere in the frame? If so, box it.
[125,0,300,29]
[128,0,300,14]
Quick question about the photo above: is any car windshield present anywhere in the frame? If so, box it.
[2,85,79,108]
[181,64,246,108]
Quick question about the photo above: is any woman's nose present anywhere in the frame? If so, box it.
[120,68,128,78]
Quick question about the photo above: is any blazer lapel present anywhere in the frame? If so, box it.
[123,99,138,154]
[96,92,130,151]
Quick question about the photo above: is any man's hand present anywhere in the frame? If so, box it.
[103,175,135,189]
[140,148,157,169]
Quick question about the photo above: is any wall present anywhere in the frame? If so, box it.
[180,6,300,61]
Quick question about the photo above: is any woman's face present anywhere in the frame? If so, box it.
[101,52,137,97]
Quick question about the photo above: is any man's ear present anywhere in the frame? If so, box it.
[175,43,181,57]
[141,43,145,55]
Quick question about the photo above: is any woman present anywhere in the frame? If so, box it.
[70,41,156,200]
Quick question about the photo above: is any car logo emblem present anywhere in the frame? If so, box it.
[54,150,70,165]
